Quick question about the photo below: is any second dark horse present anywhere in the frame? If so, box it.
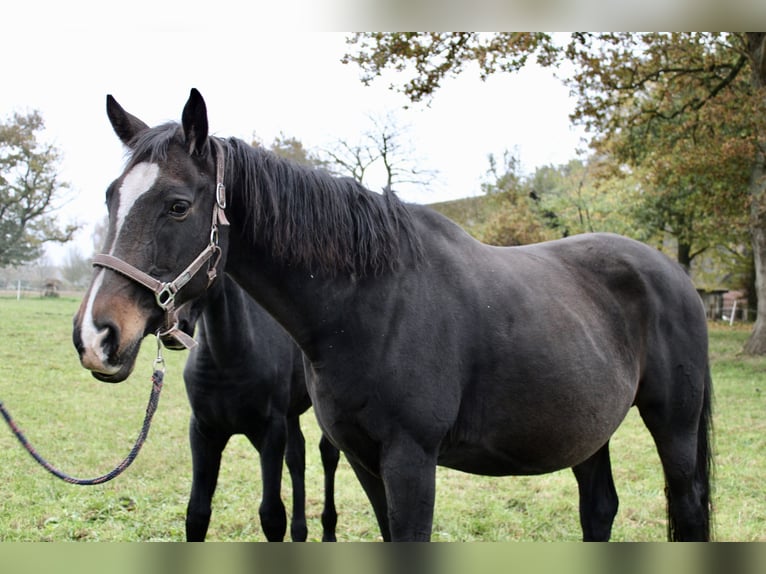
[173,274,340,541]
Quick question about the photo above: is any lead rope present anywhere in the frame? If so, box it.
[0,338,166,486]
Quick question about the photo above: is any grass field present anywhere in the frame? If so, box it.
[0,296,763,542]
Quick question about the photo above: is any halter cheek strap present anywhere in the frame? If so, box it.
[92,139,229,351]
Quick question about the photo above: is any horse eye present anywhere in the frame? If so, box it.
[169,201,190,218]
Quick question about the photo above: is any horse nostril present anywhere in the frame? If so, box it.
[96,320,120,362]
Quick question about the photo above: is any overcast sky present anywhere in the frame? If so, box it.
[1,6,590,263]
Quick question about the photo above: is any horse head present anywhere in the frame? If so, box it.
[73,89,227,382]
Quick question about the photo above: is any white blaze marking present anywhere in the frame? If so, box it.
[80,162,159,369]
[80,271,116,371]
[112,162,160,253]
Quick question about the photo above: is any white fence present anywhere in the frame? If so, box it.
[721,299,755,324]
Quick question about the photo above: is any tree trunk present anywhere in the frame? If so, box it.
[677,240,692,274]
[743,33,766,354]
[746,221,766,353]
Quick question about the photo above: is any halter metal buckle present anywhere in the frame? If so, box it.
[155,284,176,310]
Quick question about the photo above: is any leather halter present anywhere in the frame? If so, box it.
[92,139,229,350]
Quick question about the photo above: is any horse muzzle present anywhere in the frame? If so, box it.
[72,292,152,383]
[72,321,140,383]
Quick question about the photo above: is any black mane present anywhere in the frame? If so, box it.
[220,137,423,277]
[122,123,423,277]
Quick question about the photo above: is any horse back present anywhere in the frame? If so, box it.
[525,232,707,349]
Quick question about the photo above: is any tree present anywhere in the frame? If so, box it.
[473,150,555,246]
[526,158,641,240]
[584,81,751,273]
[321,137,378,184]
[0,110,77,267]
[343,33,558,105]
[257,132,328,168]
[564,33,761,349]
[91,216,109,254]
[743,33,766,352]
[60,246,92,289]
[366,112,437,190]
[344,32,766,353]
[322,112,437,191]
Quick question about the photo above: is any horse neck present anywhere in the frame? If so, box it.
[223,232,354,363]
[218,139,423,359]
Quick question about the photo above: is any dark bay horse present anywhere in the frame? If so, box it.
[73,89,713,541]
[170,274,339,541]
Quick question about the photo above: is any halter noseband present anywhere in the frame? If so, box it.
[91,139,229,350]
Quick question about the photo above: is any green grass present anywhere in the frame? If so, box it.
[0,298,763,541]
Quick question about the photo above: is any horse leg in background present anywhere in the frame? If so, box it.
[186,417,229,541]
[636,366,713,541]
[284,415,308,541]
[247,421,288,541]
[319,434,340,542]
[571,441,619,541]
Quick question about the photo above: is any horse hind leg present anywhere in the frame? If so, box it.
[649,427,712,541]
[637,365,713,541]
[572,441,619,541]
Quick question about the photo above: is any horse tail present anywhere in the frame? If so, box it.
[696,363,715,539]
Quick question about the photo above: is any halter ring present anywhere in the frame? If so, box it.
[155,284,176,310]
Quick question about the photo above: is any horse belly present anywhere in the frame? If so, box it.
[437,439,603,476]
[437,383,634,476]
[437,427,616,476]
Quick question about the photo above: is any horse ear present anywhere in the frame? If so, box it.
[106,95,149,147]
[181,88,209,156]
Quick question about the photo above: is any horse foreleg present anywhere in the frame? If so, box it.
[345,456,391,541]
[319,434,340,541]
[378,438,437,542]
[285,415,308,541]
[249,421,288,542]
[571,441,619,541]
[186,417,228,541]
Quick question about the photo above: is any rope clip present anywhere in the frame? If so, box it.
[154,334,167,374]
